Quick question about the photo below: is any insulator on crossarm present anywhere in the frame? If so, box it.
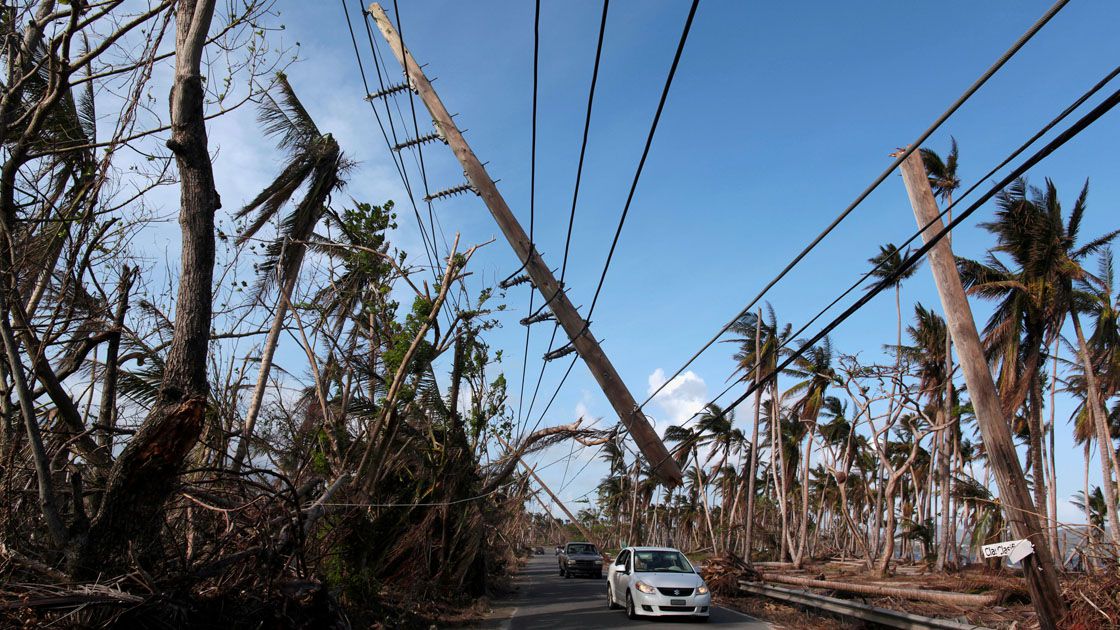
[424,182,476,203]
[520,311,555,326]
[499,274,533,290]
[365,81,411,100]
[392,131,443,152]
[544,343,577,362]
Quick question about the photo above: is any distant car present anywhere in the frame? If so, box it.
[606,546,711,621]
[535,546,545,555]
[558,541,603,579]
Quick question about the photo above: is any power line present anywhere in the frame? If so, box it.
[560,0,610,285]
[341,0,441,281]
[656,82,1120,476]
[642,61,1120,437]
[518,0,609,433]
[639,0,1071,410]
[516,0,542,437]
[521,0,697,435]
[585,0,700,320]
[391,0,446,261]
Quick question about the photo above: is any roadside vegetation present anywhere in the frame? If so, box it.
[0,2,588,626]
[573,141,1120,625]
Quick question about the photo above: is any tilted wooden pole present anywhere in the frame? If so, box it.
[898,149,1066,629]
[496,434,599,548]
[368,3,681,485]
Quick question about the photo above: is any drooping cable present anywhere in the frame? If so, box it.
[640,62,1120,435]
[343,0,441,279]
[639,0,1071,410]
[644,84,1120,476]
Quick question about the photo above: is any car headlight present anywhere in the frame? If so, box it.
[634,581,656,594]
[696,584,710,595]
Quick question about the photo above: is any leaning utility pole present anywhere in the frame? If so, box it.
[368,3,682,485]
[898,149,1066,629]
[496,435,599,547]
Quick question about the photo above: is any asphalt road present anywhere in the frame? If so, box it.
[484,556,770,629]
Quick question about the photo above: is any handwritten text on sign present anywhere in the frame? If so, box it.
[981,539,1034,563]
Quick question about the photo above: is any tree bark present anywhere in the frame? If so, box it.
[72,0,218,576]
[743,312,763,561]
[762,573,1001,606]
[1071,312,1120,548]
[230,250,302,471]
[97,266,135,451]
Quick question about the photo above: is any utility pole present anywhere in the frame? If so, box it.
[898,149,1066,629]
[367,3,682,486]
[496,434,600,547]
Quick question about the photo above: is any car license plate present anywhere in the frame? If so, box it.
[671,599,686,606]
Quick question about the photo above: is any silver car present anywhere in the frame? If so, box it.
[606,546,711,621]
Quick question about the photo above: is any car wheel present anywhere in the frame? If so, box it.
[607,584,620,610]
[626,591,639,620]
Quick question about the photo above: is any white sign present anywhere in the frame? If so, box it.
[981,539,1034,563]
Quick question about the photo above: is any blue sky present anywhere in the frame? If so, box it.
[188,1,1120,525]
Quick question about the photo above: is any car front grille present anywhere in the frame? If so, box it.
[658,605,696,612]
[657,587,694,596]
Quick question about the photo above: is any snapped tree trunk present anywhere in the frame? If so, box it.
[71,0,219,576]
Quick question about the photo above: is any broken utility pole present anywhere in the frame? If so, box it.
[368,3,682,485]
[898,149,1066,629]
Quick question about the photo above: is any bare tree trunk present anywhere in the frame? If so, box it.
[231,256,301,471]
[1046,348,1059,562]
[793,427,813,568]
[696,446,718,554]
[1028,374,1050,553]
[96,267,135,451]
[1071,312,1120,548]
[878,478,900,577]
[72,0,219,576]
[743,310,763,562]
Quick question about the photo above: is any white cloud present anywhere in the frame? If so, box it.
[646,368,708,431]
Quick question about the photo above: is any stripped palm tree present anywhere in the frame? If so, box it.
[231,74,351,471]
[784,337,837,567]
[959,177,1120,547]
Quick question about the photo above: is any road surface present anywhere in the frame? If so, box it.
[485,556,770,629]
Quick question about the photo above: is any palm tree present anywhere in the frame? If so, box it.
[959,177,1120,547]
[784,337,837,567]
[231,74,351,471]
[867,242,922,554]
[728,305,791,560]
[921,139,960,207]
[665,419,719,553]
[696,403,744,549]
[897,304,954,566]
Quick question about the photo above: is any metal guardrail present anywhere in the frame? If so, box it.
[738,581,994,630]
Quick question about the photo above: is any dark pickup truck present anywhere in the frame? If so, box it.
[558,542,603,579]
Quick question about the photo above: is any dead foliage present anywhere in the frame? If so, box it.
[699,552,761,596]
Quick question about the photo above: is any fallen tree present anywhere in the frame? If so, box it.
[760,573,1003,607]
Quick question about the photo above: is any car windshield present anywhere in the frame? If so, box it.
[633,550,694,573]
[567,544,596,554]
